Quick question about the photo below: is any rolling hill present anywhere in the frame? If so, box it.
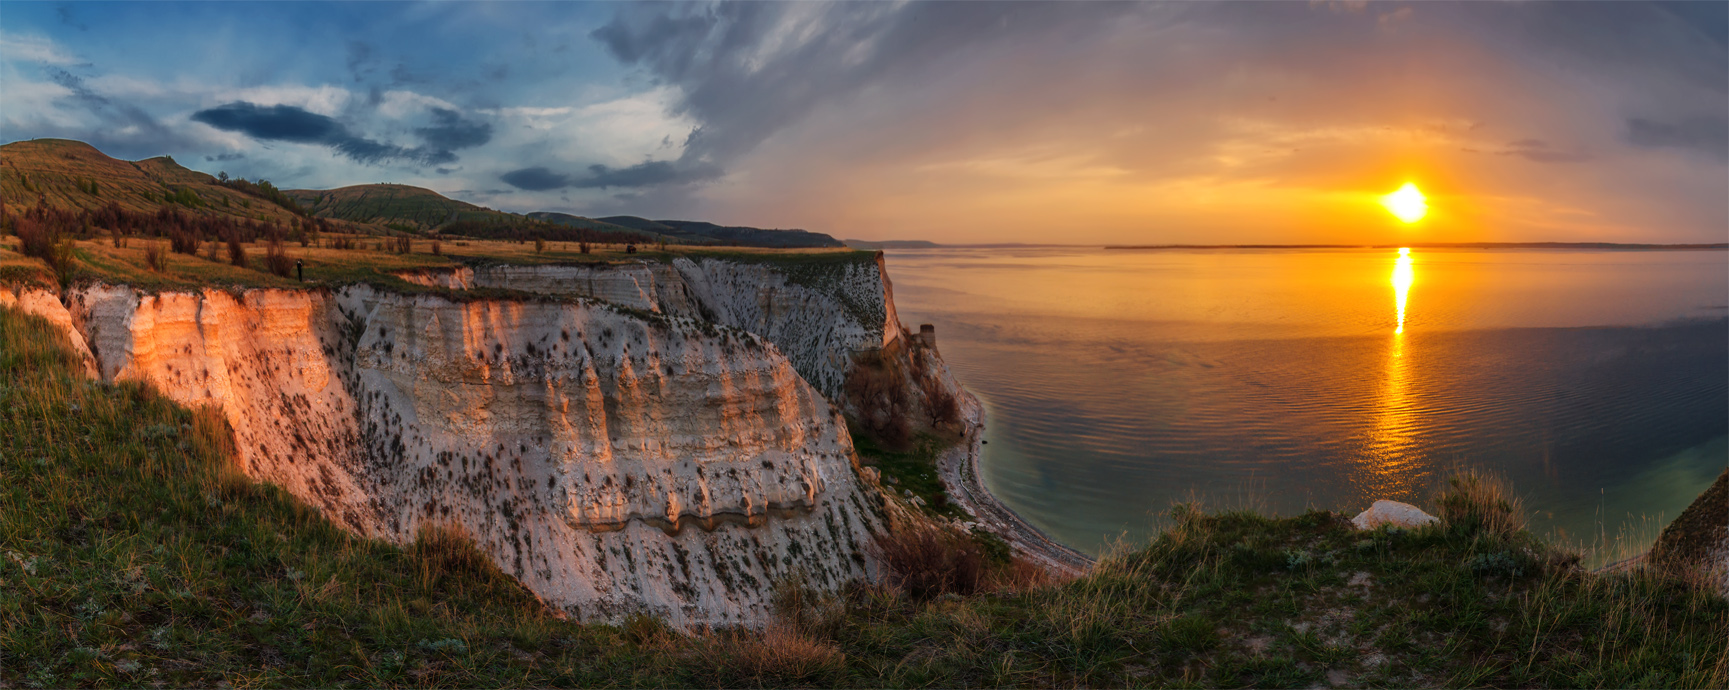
[0,139,311,226]
[598,216,844,248]
[286,184,523,231]
[3,139,849,248]
[524,211,666,241]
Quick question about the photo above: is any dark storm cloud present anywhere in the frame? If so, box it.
[205,153,246,162]
[415,108,493,151]
[500,166,570,191]
[191,102,343,143]
[190,101,485,167]
[572,160,720,189]
[1626,117,1729,162]
[500,160,721,191]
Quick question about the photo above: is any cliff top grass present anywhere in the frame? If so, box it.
[0,233,871,298]
[3,305,1723,688]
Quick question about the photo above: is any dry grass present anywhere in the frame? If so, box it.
[692,623,846,686]
[874,525,988,600]
[1436,469,1526,539]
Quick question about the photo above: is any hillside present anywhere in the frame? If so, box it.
[600,216,844,248]
[2,140,846,249]
[524,211,663,240]
[287,183,523,231]
[0,139,310,226]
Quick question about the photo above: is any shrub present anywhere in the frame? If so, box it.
[846,350,912,447]
[110,229,127,248]
[1437,471,1525,539]
[264,240,292,277]
[393,235,412,254]
[226,234,247,268]
[921,375,960,428]
[534,237,546,253]
[15,218,57,261]
[144,243,167,272]
[203,239,223,262]
[579,241,591,254]
[167,227,200,255]
[15,219,76,283]
[873,525,986,600]
[430,240,441,256]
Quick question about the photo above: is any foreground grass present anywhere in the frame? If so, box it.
[2,305,1725,688]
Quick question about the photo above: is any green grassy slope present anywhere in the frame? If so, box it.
[285,184,514,231]
[524,212,662,240]
[2,301,1722,687]
[0,139,306,225]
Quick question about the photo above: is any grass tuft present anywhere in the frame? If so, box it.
[1437,470,1526,539]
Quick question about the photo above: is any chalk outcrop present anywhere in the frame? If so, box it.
[20,281,888,625]
[1350,500,1439,530]
[391,254,955,423]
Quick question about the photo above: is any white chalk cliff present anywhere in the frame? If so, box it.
[3,257,932,625]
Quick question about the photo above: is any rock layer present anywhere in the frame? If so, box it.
[394,253,904,402]
[24,282,886,625]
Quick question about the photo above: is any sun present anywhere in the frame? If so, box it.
[1380,183,1428,224]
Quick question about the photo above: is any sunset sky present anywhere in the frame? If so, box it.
[3,1,1724,245]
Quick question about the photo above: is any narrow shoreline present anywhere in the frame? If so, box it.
[937,391,1094,577]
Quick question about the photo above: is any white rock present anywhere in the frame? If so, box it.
[53,282,888,626]
[1351,500,1438,530]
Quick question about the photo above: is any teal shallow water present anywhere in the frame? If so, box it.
[884,247,1727,565]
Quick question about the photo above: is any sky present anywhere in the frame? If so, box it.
[2,1,1725,245]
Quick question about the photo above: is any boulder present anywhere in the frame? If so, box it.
[1352,500,1439,530]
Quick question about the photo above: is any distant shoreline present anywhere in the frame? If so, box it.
[850,240,1729,251]
[1106,242,1729,251]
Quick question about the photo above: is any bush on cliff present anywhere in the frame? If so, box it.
[1,305,1724,688]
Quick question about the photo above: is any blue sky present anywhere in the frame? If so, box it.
[3,1,1724,244]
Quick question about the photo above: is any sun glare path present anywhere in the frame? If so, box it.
[1392,247,1413,334]
[1381,183,1428,223]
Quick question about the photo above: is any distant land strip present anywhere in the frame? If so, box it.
[1105,242,1729,251]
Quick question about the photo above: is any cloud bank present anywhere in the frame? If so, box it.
[0,2,1722,243]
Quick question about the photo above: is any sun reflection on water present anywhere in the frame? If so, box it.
[1363,248,1424,500]
[1393,247,1414,334]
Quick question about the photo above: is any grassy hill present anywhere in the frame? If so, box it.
[286,184,518,231]
[0,139,309,226]
[525,211,663,241]
[599,216,844,248]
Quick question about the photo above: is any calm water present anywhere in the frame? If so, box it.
[885,247,1727,564]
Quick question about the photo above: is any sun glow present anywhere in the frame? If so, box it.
[1381,183,1428,223]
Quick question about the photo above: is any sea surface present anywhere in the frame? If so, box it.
[883,246,1727,564]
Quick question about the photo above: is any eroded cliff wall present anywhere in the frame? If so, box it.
[395,253,948,421]
[22,283,885,625]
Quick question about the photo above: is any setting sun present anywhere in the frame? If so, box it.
[1381,183,1429,224]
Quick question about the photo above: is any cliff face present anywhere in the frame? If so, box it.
[393,254,947,421]
[17,282,885,625]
